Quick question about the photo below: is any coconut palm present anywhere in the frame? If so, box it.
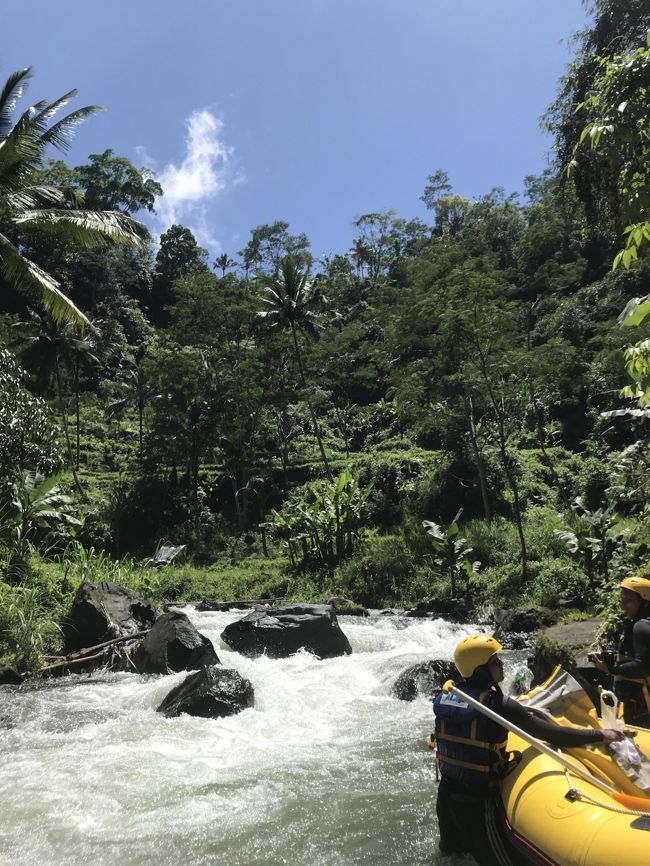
[214,253,238,277]
[17,312,99,491]
[258,255,333,480]
[0,67,148,329]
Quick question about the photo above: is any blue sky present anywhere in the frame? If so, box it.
[4,0,588,263]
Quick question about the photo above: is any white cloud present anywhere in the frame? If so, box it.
[144,109,237,254]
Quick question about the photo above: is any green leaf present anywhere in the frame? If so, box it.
[619,295,650,327]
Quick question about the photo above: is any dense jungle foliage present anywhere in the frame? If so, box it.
[2,1,650,671]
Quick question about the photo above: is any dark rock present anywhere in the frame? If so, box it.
[157,666,254,719]
[404,603,431,619]
[501,632,532,651]
[0,666,24,685]
[392,660,459,701]
[196,599,266,613]
[221,604,352,659]
[493,606,557,635]
[405,599,473,623]
[326,596,369,617]
[132,610,219,674]
[63,581,156,652]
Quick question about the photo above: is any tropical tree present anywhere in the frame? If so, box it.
[0,68,148,328]
[258,255,333,480]
[214,253,237,277]
[107,352,154,459]
[18,313,99,488]
[0,346,60,487]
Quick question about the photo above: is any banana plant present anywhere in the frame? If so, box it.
[555,497,628,592]
[0,471,80,580]
[422,508,479,598]
[271,469,373,570]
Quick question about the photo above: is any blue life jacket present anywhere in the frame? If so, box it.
[432,683,509,787]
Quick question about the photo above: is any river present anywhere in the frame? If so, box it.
[0,609,527,866]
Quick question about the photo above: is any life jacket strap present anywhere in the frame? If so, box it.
[438,754,492,774]
[436,731,508,752]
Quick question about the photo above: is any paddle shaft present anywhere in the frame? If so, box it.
[449,686,618,797]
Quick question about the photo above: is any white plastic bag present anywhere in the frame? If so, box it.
[601,690,650,790]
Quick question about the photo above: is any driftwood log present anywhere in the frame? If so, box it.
[41,630,150,675]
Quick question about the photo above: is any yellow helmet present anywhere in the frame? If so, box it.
[620,575,650,602]
[454,634,503,679]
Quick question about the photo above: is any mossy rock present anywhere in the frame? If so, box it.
[531,617,603,699]
[326,596,369,617]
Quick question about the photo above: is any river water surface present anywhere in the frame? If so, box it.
[0,610,524,866]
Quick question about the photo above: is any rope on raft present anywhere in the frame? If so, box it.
[563,768,650,817]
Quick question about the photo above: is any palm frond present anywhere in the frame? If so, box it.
[34,90,78,124]
[0,232,91,329]
[6,184,68,211]
[0,68,32,139]
[41,105,105,153]
[14,208,149,247]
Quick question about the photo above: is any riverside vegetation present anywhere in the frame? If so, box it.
[2,1,650,675]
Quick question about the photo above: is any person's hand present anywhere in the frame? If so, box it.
[602,729,625,745]
[588,652,611,673]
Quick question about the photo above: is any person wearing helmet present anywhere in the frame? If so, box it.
[433,633,623,865]
[589,572,650,726]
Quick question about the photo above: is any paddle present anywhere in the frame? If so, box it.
[448,685,650,814]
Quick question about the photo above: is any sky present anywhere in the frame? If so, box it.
[3,0,589,263]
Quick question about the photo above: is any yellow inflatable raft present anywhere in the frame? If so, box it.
[499,669,650,865]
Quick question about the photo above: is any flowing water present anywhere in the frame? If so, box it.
[0,610,527,866]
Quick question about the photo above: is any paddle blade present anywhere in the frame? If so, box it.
[611,791,650,813]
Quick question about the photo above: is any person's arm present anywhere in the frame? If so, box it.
[500,696,606,747]
[612,619,650,679]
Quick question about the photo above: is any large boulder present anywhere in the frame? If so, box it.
[531,617,606,705]
[133,610,219,674]
[157,666,254,719]
[493,605,557,636]
[221,604,352,659]
[392,659,459,701]
[63,581,156,651]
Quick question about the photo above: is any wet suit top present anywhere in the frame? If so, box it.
[613,616,650,680]
[493,688,606,747]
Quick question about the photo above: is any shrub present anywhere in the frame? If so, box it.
[0,583,65,673]
[336,532,415,607]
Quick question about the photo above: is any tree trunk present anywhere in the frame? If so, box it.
[290,323,333,481]
[466,398,491,521]
[74,361,80,469]
[55,362,83,496]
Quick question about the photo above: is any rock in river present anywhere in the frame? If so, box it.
[63,581,156,652]
[133,610,219,674]
[392,659,459,701]
[221,604,352,659]
[157,666,254,719]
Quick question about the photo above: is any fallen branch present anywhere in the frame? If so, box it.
[42,630,150,672]
[194,596,285,612]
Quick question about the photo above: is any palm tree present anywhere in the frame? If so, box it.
[258,255,333,480]
[107,354,153,460]
[214,253,237,277]
[17,312,98,492]
[0,67,148,329]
